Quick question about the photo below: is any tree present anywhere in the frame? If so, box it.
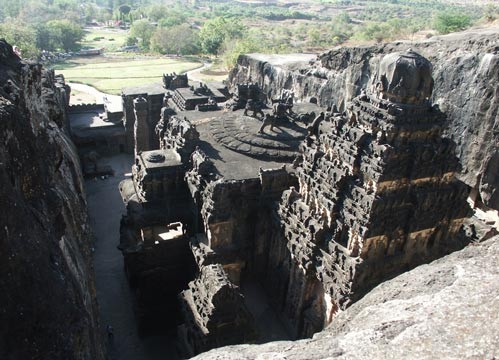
[0,21,38,58]
[118,4,131,22]
[35,23,57,51]
[82,3,97,24]
[16,0,81,25]
[145,4,171,22]
[199,17,246,55]
[124,36,137,46]
[433,12,471,34]
[157,11,187,28]
[3,0,23,18]
[307,28,321,46]
[336,11,351,24]
[150,24,200,55]
[354,22,391,43]
[53,0,79,12]
[130,19,155,50]
[45,20,84,51]
[221,36,261,70]
[483,4,498,22]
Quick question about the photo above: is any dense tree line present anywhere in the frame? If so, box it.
[0,0,87,57]
[123,0,496,68]
[0,0,497,64]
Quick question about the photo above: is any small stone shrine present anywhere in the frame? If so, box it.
[131,149,184,202]
[162,73,227,111]
[118,221,196,334]
[226,81,263,110]
[163,73,189,90]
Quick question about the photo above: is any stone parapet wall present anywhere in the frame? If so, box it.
[69,103,104,113]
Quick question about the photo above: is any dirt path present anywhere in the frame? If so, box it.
[185,61,228,83]
[85,154,180,360]
[68,59,224,107]
[185,62,210,82]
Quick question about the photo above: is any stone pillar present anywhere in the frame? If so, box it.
[122,94,134,154]
[133,96,150,156]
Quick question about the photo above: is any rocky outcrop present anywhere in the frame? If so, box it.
[0,40,104,359]
[229,26,499,211]
[194,235,499,359]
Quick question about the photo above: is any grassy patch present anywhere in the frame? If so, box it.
[53,57,202,94]
[81,27,129,52]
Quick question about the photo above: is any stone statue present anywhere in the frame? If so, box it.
[258,113,276,134]
[307,112,325,136]
[270,89,294,118]
[244,99,264,119]
[296,111,316,124]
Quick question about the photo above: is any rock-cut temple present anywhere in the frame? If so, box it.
[115,50,469,356]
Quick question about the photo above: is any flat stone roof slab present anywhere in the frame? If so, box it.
[122,82,165,96]
[70,111,116,129]
[139,149,182,169]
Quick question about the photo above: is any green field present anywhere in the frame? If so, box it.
[81,27,129,52]
[53,57,202,94]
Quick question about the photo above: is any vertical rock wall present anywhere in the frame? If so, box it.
[0,41,104,359]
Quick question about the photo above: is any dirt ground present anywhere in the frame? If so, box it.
[69,87,97,104]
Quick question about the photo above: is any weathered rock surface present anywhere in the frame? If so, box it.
[194,235,499,359]
[229,26,499,211]
[0,40,104,359]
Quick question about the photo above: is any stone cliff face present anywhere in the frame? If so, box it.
[0,41,104,359]
[194,235,499,360]
[229,27,499,211]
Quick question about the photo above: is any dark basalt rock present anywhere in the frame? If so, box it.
[373,49,433,105]
[178,263,256,358]
[0,40,104,359]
